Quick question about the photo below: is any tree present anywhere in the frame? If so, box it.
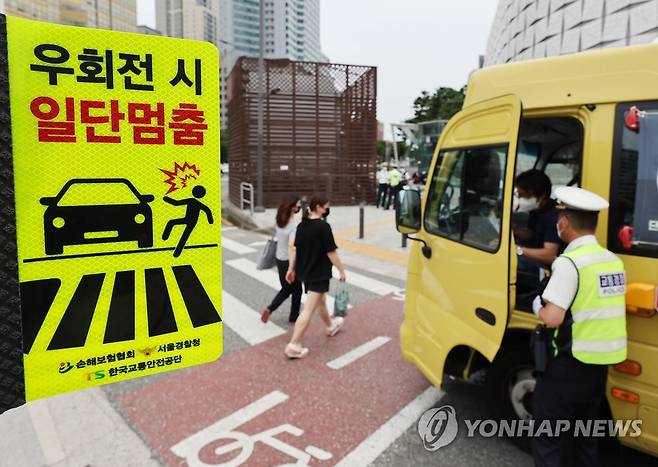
[376,140,386,162]
[407,86,466,123]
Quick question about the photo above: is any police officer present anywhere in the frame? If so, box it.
[532,186,627,467]
[386,164,403,210]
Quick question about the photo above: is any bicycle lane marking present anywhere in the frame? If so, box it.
[115,295,435,466]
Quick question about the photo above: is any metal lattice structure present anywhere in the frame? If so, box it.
[228,58,377,207]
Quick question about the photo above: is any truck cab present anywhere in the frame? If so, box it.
[395,43,658,456]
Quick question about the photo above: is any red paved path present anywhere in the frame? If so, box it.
[117,295,431,466]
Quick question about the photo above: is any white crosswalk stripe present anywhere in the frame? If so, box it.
[222,291,286,345]
[221,237,257,255]
[225,258,339,312]
[332,267,401,296]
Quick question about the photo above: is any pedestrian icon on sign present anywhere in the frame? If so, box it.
[162,185,213,257]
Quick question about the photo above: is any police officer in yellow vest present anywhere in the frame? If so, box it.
[532,186,627,467]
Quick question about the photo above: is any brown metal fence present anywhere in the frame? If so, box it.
[228,58,377,208]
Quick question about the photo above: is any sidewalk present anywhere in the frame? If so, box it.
[226,191,411,282]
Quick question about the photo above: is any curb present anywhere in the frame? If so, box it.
[221,197,274,235]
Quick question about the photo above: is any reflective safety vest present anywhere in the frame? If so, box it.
[554,242,627,365]
[389,169,402,187]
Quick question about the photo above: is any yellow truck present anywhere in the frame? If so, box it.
[395,43,658,456]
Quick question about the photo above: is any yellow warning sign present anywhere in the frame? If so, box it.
[5,16,222,400]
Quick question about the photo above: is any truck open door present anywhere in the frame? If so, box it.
[402,95,522,379]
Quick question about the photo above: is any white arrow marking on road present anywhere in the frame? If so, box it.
[326,336,392,370]
[221,237,257,255]
[335,387,444,467]
[222,291,286,345]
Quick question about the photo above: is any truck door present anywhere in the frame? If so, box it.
[418,95,521,362]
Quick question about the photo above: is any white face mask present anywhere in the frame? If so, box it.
[556,218,565,240]
[517,196,540,213]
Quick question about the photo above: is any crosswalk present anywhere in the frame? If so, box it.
[221,292,286,345]
[220,228,404,347]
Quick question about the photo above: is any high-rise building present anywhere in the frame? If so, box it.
[155,0,219,44]
[485,0,658,66]
[156,0,327,128]
[0,0,137,32]
[219,0,326,63]
[221,0,327,128]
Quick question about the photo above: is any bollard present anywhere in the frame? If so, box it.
[402,233,407,248]
[359,203,365,239]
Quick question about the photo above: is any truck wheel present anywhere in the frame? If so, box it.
[485,345,535,453]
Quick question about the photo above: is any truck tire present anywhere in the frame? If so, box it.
[485,345,535,453]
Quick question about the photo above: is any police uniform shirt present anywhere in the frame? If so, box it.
[541,234,598,310]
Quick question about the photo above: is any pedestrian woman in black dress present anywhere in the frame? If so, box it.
[262,194,302,323]
[284,195,347,359]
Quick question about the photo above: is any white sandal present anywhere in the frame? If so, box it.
[285,343,309,359]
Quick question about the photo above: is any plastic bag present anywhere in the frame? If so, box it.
[333,283,350,317]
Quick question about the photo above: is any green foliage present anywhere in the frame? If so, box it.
[376,140,386,162]
[408,86,466,123]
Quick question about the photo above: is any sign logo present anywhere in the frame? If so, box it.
[417,405,459,451]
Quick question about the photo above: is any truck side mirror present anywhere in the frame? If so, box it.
[395,189,421,234]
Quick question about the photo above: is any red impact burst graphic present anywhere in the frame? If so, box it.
[160,162,201,194]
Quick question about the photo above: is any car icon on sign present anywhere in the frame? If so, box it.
[40,178,155,256]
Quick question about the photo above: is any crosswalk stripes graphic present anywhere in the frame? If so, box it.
[172,266,221,328]
[20,279,61,354]
[104,271,135,344]
[145,268,178,337]
[21,266,221,353]
[48,274,105,350]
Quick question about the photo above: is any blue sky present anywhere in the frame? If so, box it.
[137,0,498,130]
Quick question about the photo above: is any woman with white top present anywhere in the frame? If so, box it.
[261,194,303,324]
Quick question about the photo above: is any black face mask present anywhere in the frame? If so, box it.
[322,207,330,218]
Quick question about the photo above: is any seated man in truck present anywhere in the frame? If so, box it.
[513,169,564,275]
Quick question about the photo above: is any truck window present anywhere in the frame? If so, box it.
[425,146,507,252]
[609,103,658,258]
[515,117,583,186]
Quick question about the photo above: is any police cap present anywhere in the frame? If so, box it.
[553,186,609,212]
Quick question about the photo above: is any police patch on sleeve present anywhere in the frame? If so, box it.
[598,272,626,297]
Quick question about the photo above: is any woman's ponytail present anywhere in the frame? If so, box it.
[302,195,329,223]
[301,205,311,224]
